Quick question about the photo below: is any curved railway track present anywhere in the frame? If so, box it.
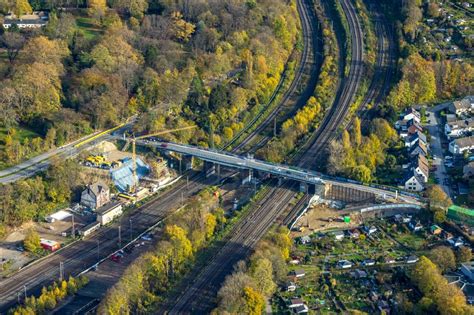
[0,0,324,312]
[229,0,322,152]
[298,0,364,168]
[167,0,367,313]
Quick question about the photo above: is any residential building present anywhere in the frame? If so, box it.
[299,235,311,245]
[350,269,368,279]
[293,304,309,314]
[96,201,123,225]
[337,260,353,269]
[362,259,376,266]
[412,154,429,182]
[288,298,305,308]
[290,269,305,278]
[79,221,101,237]
[403,173,425,191]
[363,225,377,235]
[407,122,423,136]
[284,282,297,292]
[445,119,474,139]
[464,161,474,179]
[333,230,344,241]
[81,181,110,210]
[405,131,427,148]
[409,141,428,157]
[449,96,474,116]
[406,255,419,264]
[448,237,464,248]
[399,108,421,124]
[449,136,474,155]
[430,225,443,235]
[461,261,474,281]
[409,221,423,232]
[2,12,48,29]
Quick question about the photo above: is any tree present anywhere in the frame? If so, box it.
[0,31,25,63]
[24,229,40,252]
[352,117,362,147]
[249,258,275,296]
[427,185,452,212]
[243,286,264,315]
[12,0,32,17]
[456,246,472,264]
[87,0,106,16]
[428,246,456,273]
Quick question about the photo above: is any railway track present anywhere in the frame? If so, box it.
[0,0,323,312]
[298,0,364,168]
[0,172,211,312]
[230,0,322,152]
[352,0,396,125]
[166,0,367,313]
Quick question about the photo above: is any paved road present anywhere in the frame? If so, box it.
[426,108,452,197]
[0,121,133,184]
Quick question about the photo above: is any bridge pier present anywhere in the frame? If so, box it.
[241,169,253,185]
[183,155,194,170]
[204,161,216,178]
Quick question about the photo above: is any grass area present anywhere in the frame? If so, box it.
[0,127,42,170]
[75,16,103,40]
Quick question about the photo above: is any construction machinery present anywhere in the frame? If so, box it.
[128,125,198,193]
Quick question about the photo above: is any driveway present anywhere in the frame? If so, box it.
[425,109,452,197]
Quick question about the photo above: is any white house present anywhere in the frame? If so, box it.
[403,173,425,191]
[399,108,421,124]
[96,201,123,225]
[337,260,353,269]
[449,136,474,155]
[449,96,474,116]
[405,131,427,148]
[333,231,345,240]
[2,12,48,29]
[445,119,474,139]
[412,154,429,183]
[81,181,110,210]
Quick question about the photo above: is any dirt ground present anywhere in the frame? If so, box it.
[0,213,94,277]
[290,204,364,238]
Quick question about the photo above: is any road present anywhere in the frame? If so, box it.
[0,121,131,184]
[426,108,452,197]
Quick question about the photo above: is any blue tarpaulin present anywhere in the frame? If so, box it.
[110,157,150,192]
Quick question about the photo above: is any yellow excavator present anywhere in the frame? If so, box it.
[128,125,197,193]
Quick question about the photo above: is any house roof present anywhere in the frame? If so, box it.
[413,154,429,178]
[464,162,474,177]
[451,96,474,111]
[401,108,420,118]
[410,141,428,156]
[86,181,109,197]
[447,118,474,130]
[452,136,474,148]
[408,123,423,134]
[95,201,122,215]
[408,131,427,143]
[402,171,424,185]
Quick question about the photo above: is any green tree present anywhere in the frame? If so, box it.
[243,286,264,315]
[428,246,456,273]
[24,229,40,252]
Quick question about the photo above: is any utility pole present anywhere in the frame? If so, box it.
[118,226,122,248]
[59,262,64,282]
[71,215,75,238]
[23,285,26,300]
[273,117,277,137]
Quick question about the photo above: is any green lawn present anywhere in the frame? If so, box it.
[75,16,103,40]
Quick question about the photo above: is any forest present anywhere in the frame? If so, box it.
[0,0,299,166]
[0,0,299,231]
